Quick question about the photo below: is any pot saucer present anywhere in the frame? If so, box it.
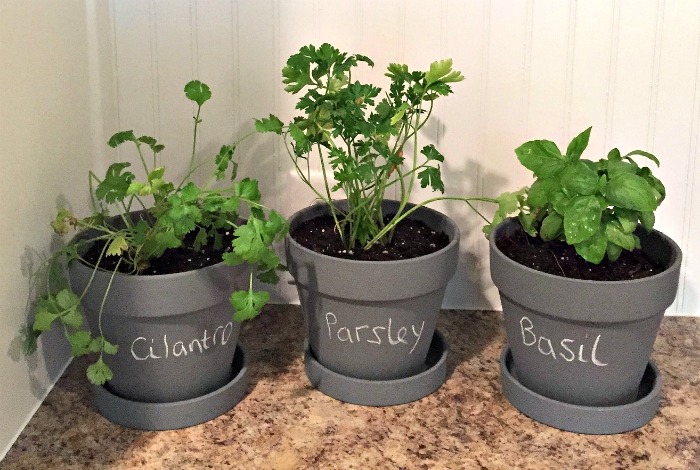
[304,330,447,406]
[93,344,249,430]
[500,347,661,434]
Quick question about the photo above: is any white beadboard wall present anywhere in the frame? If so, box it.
[94,0,699,316]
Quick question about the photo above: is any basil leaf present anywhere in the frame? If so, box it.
[566,126,591,161]
[515,140,566,178]
[561,161,598,196]
[605,173,658,212]
[574,228,607,264]
[564,195,602,244]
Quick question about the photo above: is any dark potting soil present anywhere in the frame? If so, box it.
[82,229,235,275]
[495,224,665,281]
[292,215,450,261]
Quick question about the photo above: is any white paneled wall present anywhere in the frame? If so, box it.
[96,0,699,316]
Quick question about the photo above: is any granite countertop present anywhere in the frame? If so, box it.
[3,306,699,469]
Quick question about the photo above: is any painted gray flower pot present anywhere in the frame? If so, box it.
[69,222,246,404]
[286,200,459,381]
[489,218,682,407]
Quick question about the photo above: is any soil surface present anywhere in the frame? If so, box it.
[496,224,665,281]
[82,229,235,275]
[292,215,449,261]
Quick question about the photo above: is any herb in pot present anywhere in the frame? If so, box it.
[256,43,497,256]
[25,80,287,385]
[485,127,665,269]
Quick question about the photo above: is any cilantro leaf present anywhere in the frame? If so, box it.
[230,289,270,322]
[255,115,284,134]
[86,358,113,385]
[184,80,211,106]
[95,162,135,203]
[107,130,136,148]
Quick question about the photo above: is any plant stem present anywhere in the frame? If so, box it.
[363,196,499,250]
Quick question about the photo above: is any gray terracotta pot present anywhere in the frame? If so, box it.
[489,218,682,407]
[69,215,247,404]
[286,200,459,381]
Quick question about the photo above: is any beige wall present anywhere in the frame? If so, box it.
[0,0,112,458]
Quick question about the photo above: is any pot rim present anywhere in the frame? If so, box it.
[489,217,682,286]
[286,199,461,266]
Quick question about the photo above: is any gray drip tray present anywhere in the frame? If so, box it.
[93,344,249,430]
[304,330,448,406]
[500,347,661,435]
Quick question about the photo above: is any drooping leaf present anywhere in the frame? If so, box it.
[51,209,74,235]
[106,235,128,257]
[86,358,113,385]
[33,299,60,332]
[623,149,660,167]
[68,331,93,356]
[230,289,270,322]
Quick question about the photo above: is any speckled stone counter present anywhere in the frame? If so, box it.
[3,306,699,469]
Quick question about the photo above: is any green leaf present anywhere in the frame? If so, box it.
[91,337,119,355]
[615,208,639,234]
[425,59,464,85]
[68,331,93,356]
[607,242,623,262]
[51,209,73,235]
[126,182,149,196]
[564,195,602,244]
[257,268,281,284]
[215,145,237,181]
[574,228,607,264]
[33,301,59,332]
[139,136,164,154]
[515,140,566,178]
[86,358,113,386]
[417,166,444,193]
[420,145,444,162]
[560,161,598,196]
[605,220,637,250]
[184,80,211,106]
[526,179,558,208]
[235,178,261,202]
[565,127,592,161]
[390,103,410,125]
[106,235,128,257]
[540,213,563,241]
[605,173,658,212]
[483,189,524,238]
[233,222,269,263]
[230,289,270,322]
[623,149,660,167]
[107,130,136,148]
[255,115,284,134]
[639,211,655,231]
[95,162,135,203]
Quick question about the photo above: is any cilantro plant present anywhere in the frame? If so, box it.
[484,127,665,264]
[26,80,287,385]
[257,43,496,251]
